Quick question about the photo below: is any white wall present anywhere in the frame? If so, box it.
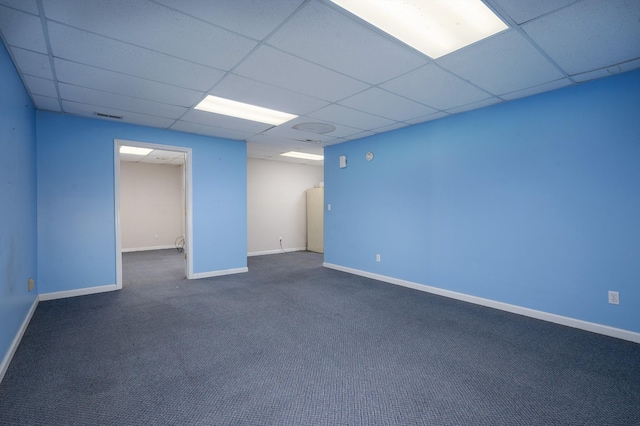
[120,161,184,251]
[247,158,323,255]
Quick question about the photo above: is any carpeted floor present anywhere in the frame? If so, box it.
[1,250,639,425]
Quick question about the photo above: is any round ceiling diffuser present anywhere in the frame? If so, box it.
[292,122,336,134]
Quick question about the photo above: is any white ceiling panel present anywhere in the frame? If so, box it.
[522,0,640,76]
[10,47,53,79]
[152,0,305,41]
[233,45,369,102]
[0,6,47,53]
[339,87,437,122]
[211,74,329,116]
[500,78,573,101]
[381,64,493,111]
[180,109,273,134]
[572,58,640,83]
[309,104,396,130]
[58,83,187,119]
[0,0,637,163]
[488,0,577,25]
[62,100,176,128]
[437,30,565,95]
[445,98,503,115]
[43,0,257,71]
[170,121,257,141]
[23,75,57,97]
[32,94,60,111]
[48,22,225,91]
[267,0,427,85]
[0,0,39,14]
[405,111,450,125]
[54,59,203,107]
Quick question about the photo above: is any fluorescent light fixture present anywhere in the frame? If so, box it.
[280,151,324,161]
[195,95,297,126]
[119,146,152,155]
[329,0,508,59]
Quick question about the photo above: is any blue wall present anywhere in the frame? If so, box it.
[325,69,640,334]
[0,43,38,364]
[36,112,247,294]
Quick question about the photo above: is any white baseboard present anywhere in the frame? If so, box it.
[323,262,640,344]
[121,245,176,253]
[38,284,119,301]
[0,296,38,384]
[248,247,306,257]
[192,267,248,279]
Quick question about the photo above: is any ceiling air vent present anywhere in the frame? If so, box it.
[94,112,123,120]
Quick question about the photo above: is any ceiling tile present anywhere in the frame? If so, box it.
[23,75,57,97]
[180,109,273,134]
[211,74,329,116]
[339,87,437,121]
[47,22,225,91]
[233,45,369,102]
[153,0,305,41]
[246,135,326,156]
[58,83,187,119]
[43,0,257,71]
[522,0,640,76]
[405,111,450,125]
[571,58,640,83]
[170,120,258,141]
[0,0,39,14]
[308,104,396,129]
[267,1,426,84]
[437,30,565,95]
[62,100,176,128]
[489,0,576,24]
[381,64,493,111]
[372,122,410,134]
[0,6,47,52]
[32,94,61,111]
[54,59,203,107]
[445,98,503,115]
[500,78,573,101]
[259,118,345,143]
[10,47,53,79]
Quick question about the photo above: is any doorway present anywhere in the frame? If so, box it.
[114,139,193,289]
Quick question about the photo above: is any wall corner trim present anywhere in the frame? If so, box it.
[192,267,248,279]
[323,262,640,344]
[0,296,39,384]
[38,284,119,301]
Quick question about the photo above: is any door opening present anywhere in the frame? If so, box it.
[114,139,193,288]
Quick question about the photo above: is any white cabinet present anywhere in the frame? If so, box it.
[306,188,324,253]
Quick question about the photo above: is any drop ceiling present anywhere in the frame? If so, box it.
[1,0,639,165]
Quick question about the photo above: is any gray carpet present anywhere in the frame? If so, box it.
[1,250,639,425]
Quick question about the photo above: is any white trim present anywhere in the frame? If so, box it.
[0,297,38,384]
[121,245,176,253]
[192,267,248,279]
[114,139,194,285]
[248,247,306,257]
[323,262,640,344]
[38,284,118,301]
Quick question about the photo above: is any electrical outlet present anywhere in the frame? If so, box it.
[28,278,34,292]
[154,233,159,239]
[376,254,381,262]
[608,291,619,305]
[279,236,283,241]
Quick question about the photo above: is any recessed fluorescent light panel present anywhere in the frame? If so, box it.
[119,146,153,155]
[195,95,297,126]
[330,0,508,59]
[280,151,324,161]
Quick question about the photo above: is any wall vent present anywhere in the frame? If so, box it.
[94,112,123,119]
